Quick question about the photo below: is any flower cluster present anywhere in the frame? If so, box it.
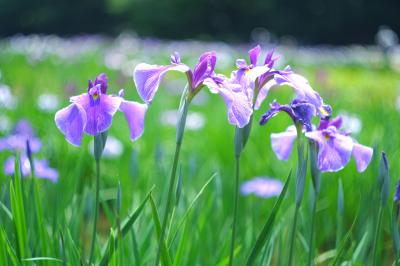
[0,120,58,182]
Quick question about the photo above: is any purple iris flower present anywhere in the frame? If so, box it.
[4,155,58,182]
[133,51,217,104]
[260,99,318,131]
[270,116,373,172]
[240,177,283,198]
[55,73,147,146]
[0,120,58,182]
[0,119,41,153]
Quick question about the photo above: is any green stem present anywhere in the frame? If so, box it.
[89,159,100,265]
[229,156,240,266]
[155,142,182,266]
[307,192,317,266]
[288,205,299,266]
[372,205,383,266]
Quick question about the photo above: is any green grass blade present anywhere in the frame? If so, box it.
[99,187,154,266]
[330,204,360,266]
[149,193,173,266]
[246,171,291,266]
[351,232,368,263]
[10,155,28,261]
[169,173,217,246]
[173,218,190,266]
[0,224,20,266]
[22,257,63,263]
[0,226,9,266]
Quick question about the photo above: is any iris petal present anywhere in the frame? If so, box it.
[352,143,373,172]
[133,63,190,103]
[119,100,148,141]
[306,131,353,172]
[55,103,87,146]
[72,94,122,136]
[271,126,297,160]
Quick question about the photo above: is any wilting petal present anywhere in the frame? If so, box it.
[240,176,283,198]
[274,71,323,109]
[306,131,353,172]
[119,100,148,141]
[55,103,87,146]
[248,45,261,66]
[133,63,190,103]
[352,143,373,172]
[73,94,122,136]
[271,126,297,160]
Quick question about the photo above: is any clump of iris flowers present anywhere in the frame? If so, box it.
[0,119,58,182]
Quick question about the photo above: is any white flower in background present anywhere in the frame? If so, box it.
[89,135,124,159]
[37,93,60,112]
[240,177,283,198]
[0,115,11,133]
[160,110,205,130]
[0,84,17,110]
[338,111,362,134]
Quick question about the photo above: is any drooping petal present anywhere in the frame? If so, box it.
[248,45,261,66]
[352,143,373,172]
[119,100,148,141]
[271,126,297,160]
[133,63,190,103]
[306,130,353,172]
[204,77,252,128]
[55,103,87,146]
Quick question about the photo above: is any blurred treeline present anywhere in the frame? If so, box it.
[0,0,399,44]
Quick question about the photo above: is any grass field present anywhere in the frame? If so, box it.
[0,35,399,265]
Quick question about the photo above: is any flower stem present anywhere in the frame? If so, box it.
[229,155,240,266]
[89,159,100,265]
[155,95,189,266]
[288,205,299,266]
[372,205,384,266]
[155,142,181,266]
[307,192,317,266]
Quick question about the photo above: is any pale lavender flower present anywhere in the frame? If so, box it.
[4,155,58,182]
[240,177,283,198]
[0,120,41,153]
[270,116,373,172]
[0,120,58,182]
[55,73,147,146]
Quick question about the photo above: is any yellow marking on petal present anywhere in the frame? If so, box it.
[324,135,330,141]
[319,107,328,116]
[245,68,250,73]
[92,93,99,100]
